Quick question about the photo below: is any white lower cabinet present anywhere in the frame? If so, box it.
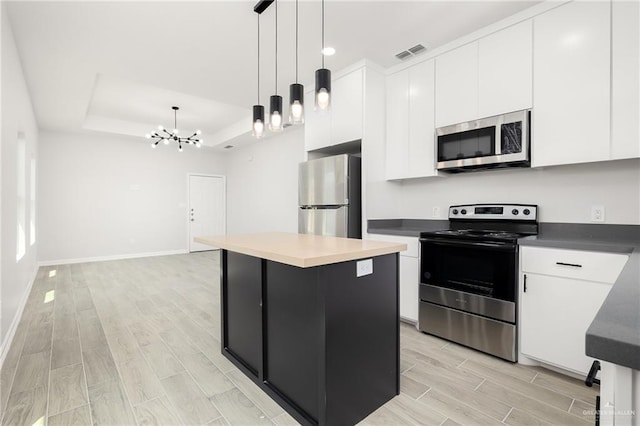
[399,256,419,322]
[519,246,628,376]
[366,234,419,322]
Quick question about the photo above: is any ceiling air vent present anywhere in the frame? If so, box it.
[224,145,234,149]
[408,44,426,55]
[395,43,427,61]
[395,51,412,60]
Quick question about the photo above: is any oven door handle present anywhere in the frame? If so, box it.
[419,238,516,251]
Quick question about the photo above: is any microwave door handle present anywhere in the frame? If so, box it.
[419,238,515,251]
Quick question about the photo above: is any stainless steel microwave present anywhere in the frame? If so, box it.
[436,109,531,172]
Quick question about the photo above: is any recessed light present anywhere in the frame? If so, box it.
[322,47,336,56]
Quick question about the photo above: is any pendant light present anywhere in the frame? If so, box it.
[252,13,265,138]
[289,0,304,124]
[269,0,283,132]
[315,0,331,111]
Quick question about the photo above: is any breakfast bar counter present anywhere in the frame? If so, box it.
[195,232,406,426]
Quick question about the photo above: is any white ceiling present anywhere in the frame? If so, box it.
[5,0,540,150]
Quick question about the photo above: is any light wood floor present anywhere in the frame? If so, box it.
[0,251,597,425]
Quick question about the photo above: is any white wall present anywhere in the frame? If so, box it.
[366,158,640,225]
[1,5,39,350]
[38,131,227,263]
[225,127,305,234]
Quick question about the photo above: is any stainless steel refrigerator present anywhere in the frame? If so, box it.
[298,154,362,238]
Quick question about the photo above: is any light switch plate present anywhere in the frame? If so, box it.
[356,259,373,277]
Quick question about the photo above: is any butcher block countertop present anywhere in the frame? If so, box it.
[194,232,407,268]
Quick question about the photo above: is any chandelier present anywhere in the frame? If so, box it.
[146,106,202,152]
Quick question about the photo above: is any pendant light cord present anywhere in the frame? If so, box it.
[275,0,278,94]
[257,14,260,103]
[321,0,325,68]
[174,109,177,131]
[295,0,298,83]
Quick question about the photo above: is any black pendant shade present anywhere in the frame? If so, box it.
[289,83,304,124]
[269,94,283,131]
[252,105,265,138]
[315,68,331,111]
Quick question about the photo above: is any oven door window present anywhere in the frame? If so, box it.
[437,126,495,162]
[500,121,523,154]
[421,240,516,302]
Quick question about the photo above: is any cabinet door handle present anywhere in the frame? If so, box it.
[556,262,582,268]
[523,274,527,293]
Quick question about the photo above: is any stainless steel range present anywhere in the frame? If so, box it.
[418,203,538,362]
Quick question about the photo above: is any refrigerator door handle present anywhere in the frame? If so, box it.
[299,205,345,210]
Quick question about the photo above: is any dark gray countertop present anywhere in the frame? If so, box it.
[367,219,448,237]
[368,219,640,371]
[517,236,635,254]
[586,250,640,370]
[518,222,640,253]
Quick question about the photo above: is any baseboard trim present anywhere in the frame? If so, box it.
[38,249,190,267]
[0,265,39,370]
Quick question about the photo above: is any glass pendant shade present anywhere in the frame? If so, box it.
[289,83,304,124]
[269,95,283,132]
[315,68,331,111]
[252,105,265,138]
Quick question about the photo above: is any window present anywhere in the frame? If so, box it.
[16,134,26,261]
[30,155,36,245]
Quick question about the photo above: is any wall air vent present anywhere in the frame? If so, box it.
[395,43,427,61]
[224,145,234,149]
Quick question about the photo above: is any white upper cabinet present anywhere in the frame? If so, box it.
[331,68,364,146]
[385,59,436,180]
[304,99,332,151]
[611,0,640,160]
[435,20,533,128]
[532,1,611,167]
[408,60,436,177]
[305,67,364,152]
[478,20,533,118]
[385,70,410,179]
[435,42,478,128]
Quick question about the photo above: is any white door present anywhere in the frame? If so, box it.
[189,175,225,252]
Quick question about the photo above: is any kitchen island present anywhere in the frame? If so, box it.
[195,232,407,426]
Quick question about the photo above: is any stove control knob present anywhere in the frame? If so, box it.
[512,209,519,215]
[460,209,467,215]
[523,209,531,216]
[452,209,459,215]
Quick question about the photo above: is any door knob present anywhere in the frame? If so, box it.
[190,219,194,222]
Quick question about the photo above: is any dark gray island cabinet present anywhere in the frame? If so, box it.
[195,232,407,426]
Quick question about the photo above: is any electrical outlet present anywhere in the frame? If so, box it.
[591,205,605,222]
[432,206,440,218]
[356,259,373,277]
